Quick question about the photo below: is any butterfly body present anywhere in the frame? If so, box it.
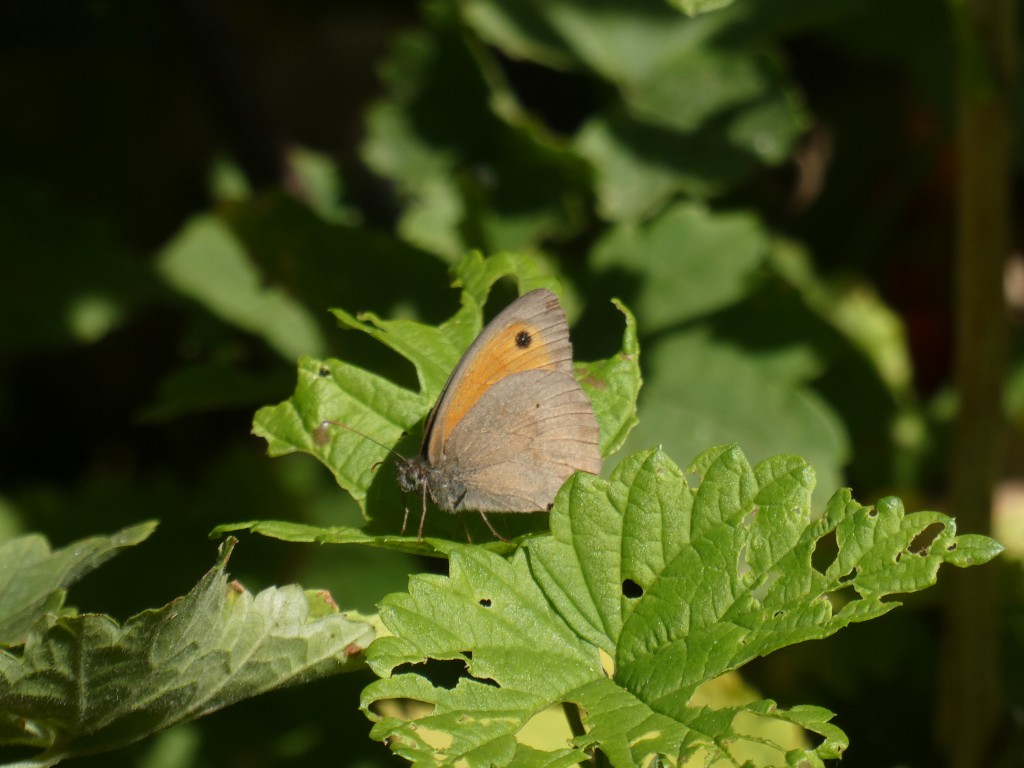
[397,289,601,526]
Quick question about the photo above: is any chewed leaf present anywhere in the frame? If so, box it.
[0,538,375,766]
[0,521,157,647]
[362,446,1002,767]
[361,547,596,767]
[577,298,640,458]
[249,252,641,538]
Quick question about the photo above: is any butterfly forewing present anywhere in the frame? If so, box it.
[424,289,575,464]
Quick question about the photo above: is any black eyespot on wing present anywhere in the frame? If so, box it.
[515,329,532,348]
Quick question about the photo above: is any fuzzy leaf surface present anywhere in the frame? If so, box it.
[0,539,374,766]
[362,446,1002,766]
[0,522,157,648]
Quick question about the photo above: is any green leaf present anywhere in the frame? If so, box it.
[212,518,509,559]
[591,202,769,331]
[361,546,596,767]
[155,214,326,360]
[464,0,728,85]
[626,328,848,511]
[577,298,641,458]
[464,0,806,221]
[209,146,361,227]
[283,145,363,226]
[362,446,1001,766]
[576,95,803,223]
[0,538,375,765]
[361,5,590,258]
[247,252,641,546]
[670,0,736,17]
[0,522,157,647]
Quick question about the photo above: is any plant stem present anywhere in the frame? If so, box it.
[561,702,610,767]
[941,0,1014,764]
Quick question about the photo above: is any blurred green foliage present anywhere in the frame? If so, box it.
[0,0,1019,766]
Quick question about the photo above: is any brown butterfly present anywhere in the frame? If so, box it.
[396,289,601,539]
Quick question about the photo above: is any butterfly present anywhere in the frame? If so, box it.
[395,288,601,539]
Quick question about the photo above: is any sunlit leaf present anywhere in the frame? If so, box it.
[0,539,375,765]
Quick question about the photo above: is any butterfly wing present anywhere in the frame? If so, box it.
[437,369,601,512]
[424,288,575,465]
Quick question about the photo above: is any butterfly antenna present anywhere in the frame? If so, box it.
[318,419,421,535]
[314,420,408,462]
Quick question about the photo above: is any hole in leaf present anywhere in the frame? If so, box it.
[478,598,492,607]
[826,584,859,612]
[811,530,838,575]
[737,545,751,576]
[947,541,958,552]
[392,657,498,690]
[741,506,759,527]
[688,665,814,763]
[727,706,808,759]
[895,551,903,563]
[773,610,785,619]
[515,704,575,750]
[867,507,878,518]
[622,579,644,598]
[318,366,330,377]
[751,570,780,603]
[837,568,856,584]
[371,697,436,722]
[910,522,945,554]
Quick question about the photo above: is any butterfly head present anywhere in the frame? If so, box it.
[396,455,466,513]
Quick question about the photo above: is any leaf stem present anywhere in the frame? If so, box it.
[561,702,609,766]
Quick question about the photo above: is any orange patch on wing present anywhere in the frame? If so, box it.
[439,322,562,444]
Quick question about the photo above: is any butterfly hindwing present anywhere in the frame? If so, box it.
[441,369,601,512]
[424,289,574,463]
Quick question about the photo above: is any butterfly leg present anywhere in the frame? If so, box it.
[477,510,510,542]
[416,492,429,541]
[459,514,474,544]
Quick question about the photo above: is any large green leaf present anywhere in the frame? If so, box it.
[0,538,375,766]
[671,0,736,17]
[361,446,1001,766]
[626,327,848,511]
[591,202,769,331]
[0,522,157,648]
[156,214,326,361]
[361,3,590,259]
[245,252,641,549]
[464,0,807,221]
